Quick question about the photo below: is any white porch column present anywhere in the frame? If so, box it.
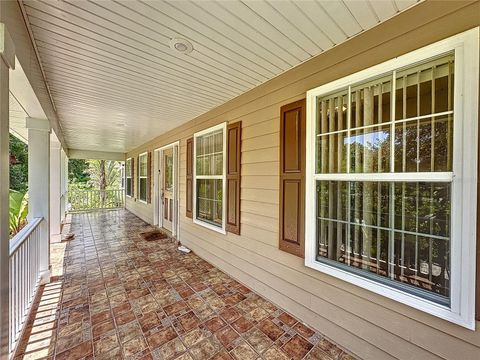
[0,21,15,359]
[26,117,51,284]
[49,137,61,238]
[60,149,67,219]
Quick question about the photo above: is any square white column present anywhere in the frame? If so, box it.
[26,117,51,284]
[50,138,61,237]
[60,149,67,221]
[0,21,15,359]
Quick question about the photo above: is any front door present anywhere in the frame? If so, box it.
[161,147,174,232]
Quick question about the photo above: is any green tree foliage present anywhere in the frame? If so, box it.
[87,160,121,190]
[9,134,28,192]
[68,159,90,185]
[68,160,122,210]
[9,190,28,236]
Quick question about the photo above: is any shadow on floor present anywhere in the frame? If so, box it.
[14,210,356,360]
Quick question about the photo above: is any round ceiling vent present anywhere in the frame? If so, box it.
[169,37,193,54]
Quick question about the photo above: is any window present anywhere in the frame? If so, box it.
[193,123,226,233]
[125,158,133,197]
[138,153,148,203]
[305,29,478,328]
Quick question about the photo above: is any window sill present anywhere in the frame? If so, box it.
[138,199,147,204]
[193,218,226,235]
[304,257,475,330]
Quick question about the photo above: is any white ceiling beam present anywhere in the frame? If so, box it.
[68,149,125,161]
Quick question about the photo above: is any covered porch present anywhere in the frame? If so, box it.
[1,1,479,360]
[14,209,352,360]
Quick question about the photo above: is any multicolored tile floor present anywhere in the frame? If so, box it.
[15,210,356,360]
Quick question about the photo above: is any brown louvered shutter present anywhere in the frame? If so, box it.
[477,124,480,321]
[137,156,140,199]
[279,99,306,258]
[131,157,135,198]
[146,151,152,203]
[186,137,193,218]
[226,122,241,234]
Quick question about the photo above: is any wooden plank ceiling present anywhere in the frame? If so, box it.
[21,0,420,153]
[10,93,28,143]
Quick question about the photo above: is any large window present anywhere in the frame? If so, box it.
[193,123,226,233]
[125,158,133,197]
[138,153,148,203]
[305,30,478,328]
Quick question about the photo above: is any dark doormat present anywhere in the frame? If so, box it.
[140,230,168,241]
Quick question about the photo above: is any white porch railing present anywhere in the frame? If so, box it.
[9,217,44,355]
[68,189,124,212]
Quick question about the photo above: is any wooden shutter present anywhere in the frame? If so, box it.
[146,151,152,203]
[226,121,241,234]
[477,110,480,321]
[131,157,135,199]
[279,99,306,258]
[137,156,140,199]
[186,137,193,218]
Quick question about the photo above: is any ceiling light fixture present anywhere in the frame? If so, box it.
[169,37,193,54]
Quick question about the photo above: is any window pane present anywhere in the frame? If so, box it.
[139,178,147,201]
[317,91,348,135]
[139,155,147,176]
[349,124,390,173]
[351,77,391,128]
[394,115,453,172]
[316,180,451,302]
[393,182,450,238]
[196,179,223,227]
[349,181,390,228]
[395,55,454,120]
[126,160,131,176]
[126,178,132,196]
[164,153,173,191]
[316,90,348,173]
[316,132,348,173]
[317,181,348,222]
[392,232,450,298]
[196,129,223,176]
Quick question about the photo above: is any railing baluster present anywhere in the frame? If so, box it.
[21,245,25,323]
[9,218,44,356]
[67,189,125,211]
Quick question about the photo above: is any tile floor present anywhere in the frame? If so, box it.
[15,210,356,360]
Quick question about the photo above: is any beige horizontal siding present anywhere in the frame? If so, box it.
[125,2,480,359]
[125,197,152,224]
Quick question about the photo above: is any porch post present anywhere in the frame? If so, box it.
[50,137,61,238]
[60,149,67,220]
[26,117,51,284]
[0,21,15,359]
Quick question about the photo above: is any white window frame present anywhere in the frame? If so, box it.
[125,158,132,198]
[193,123,227,234]
[305,28,479,329]
[138,152,148,204]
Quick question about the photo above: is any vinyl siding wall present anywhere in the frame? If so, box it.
[125,2,480,359]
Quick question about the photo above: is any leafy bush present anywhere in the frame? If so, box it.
[9,190,28,237]
[9,134,28,192]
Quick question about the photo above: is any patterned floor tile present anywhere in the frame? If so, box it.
[13,210,356,360]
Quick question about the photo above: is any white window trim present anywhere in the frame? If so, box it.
[305,28,479,329]
[193,122,227,234]
[126,158,133,198]
[138,152,148,204]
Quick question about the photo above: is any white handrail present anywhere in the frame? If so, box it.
[9,217,43,255]
[68,189,124,212]
[9,217,44,357]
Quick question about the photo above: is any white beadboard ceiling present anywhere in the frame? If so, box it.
[21,0,420,153]
[10,93,28,143]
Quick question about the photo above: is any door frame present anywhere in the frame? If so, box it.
[153,141,180,238]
